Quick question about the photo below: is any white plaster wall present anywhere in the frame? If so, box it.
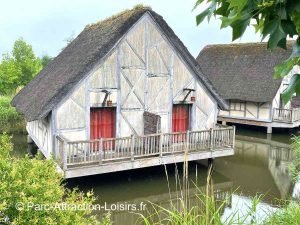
[54,13,219,141]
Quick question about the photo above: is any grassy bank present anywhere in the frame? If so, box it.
[264,202,300,225]
[0,95,26,134]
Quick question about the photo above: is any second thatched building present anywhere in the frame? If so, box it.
[197,42,300,133]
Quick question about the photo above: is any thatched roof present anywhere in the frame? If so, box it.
[12,5,227,122]
[196,42,292,103]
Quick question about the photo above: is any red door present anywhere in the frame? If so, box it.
[90,108,116,150]
[172,104,190,142]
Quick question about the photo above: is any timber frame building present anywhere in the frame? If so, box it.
[12,6,235,178]
[197,42,300,133]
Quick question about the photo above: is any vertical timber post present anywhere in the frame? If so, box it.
[159,133,163,157]
[267,126,272,134]
[63,141,67,171]
[99,138,103,165]
[232,126,236,149]
[186,130,190,152]
[210,128,214,151]
[130,135,135,162]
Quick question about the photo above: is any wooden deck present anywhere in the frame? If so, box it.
[219,108,300,130]
[55,127,235,178]
[272,108,300,127]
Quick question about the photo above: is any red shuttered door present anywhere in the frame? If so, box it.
[90,108,116,150]
[172,105,190,142]
[172,104,190,132]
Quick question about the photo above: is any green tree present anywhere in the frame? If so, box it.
[41,55,53,68]
[195,0,300,103]
[0,38,42,95]
[0,134,100,225]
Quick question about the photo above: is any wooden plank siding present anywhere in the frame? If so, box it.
[26,116,53,158]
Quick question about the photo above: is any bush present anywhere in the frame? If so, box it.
[0,95,25,133]
[0,134,101,225]
[264,201,300,225]
[288,136,300,182]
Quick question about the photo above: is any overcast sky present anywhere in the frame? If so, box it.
[0,0,261,58]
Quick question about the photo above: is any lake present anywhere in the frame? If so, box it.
[12,125,299,224]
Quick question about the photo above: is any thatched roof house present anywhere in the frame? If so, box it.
[10,6,235,178]
[196,42,292,103]
[12,6,226,122]
[196,42,300,133]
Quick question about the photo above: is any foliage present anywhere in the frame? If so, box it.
[0,95,25,133]
[195,0,300,104]
[0,38,42,95]
[138,163,262,225]
[288,136,300,181]
[138,192,262,225]
[41,55,53,68]
[0,134,100,225]
[263,201,300,225]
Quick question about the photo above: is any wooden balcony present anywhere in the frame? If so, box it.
[273,108,300,123]
[55,126,235,178]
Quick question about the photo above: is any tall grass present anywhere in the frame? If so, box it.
[0,95,25,133]
[263,201,300,225]
[137,146,262,225]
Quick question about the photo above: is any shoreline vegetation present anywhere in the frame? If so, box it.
[0,130,300,224]
[0,95,26,134]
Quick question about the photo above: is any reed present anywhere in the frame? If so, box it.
[136,145,261,225]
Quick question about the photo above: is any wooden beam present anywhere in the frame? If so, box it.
[116,47,122,138]
[125,40,146,65]
[120,112,138,135]
[120,70,144,108]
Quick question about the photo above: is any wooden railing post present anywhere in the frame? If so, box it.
[210,128,214,151]
[63,140,67,170]
[99,138,103,165]
[159,133,163,157]
[186,130,190,151]
[130,135,135,162]
[232,126,236,149]
[292,108,295,123]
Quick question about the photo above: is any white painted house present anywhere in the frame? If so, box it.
[12,6,235,178]
[197,42,300,133]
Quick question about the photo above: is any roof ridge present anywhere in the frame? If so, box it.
[203,40,295,49]
[85,5,151,30]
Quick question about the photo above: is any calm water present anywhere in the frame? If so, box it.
[12,126,299,224]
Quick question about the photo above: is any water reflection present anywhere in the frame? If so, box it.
[67,164,233,224]
[215,135,293,205]
[221,194,277,224]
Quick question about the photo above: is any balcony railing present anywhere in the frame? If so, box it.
[273,108,300,123]
[55,126,235,170]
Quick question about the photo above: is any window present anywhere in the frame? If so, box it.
[230,101,245,112]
